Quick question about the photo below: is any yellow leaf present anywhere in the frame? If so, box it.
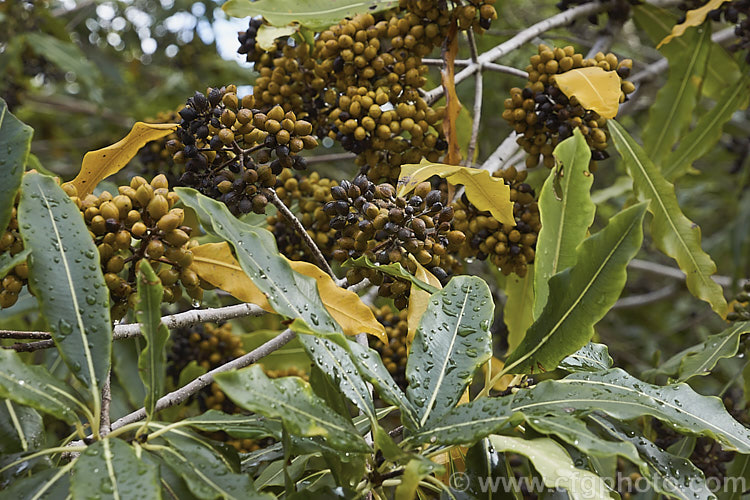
[66,122,178,197]
[256,24,298,51]
[190,243,386,341]
[657,0,729,49]
[553,67,622,120]
[483,357,514,391]
[406,260,442,349]
[441,22,462,166]
[398,160,515,227]
[288,259,386,342]
[190,243,274,313]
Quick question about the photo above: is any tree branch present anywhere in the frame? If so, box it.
[0,330,54,340]
[99,374,112,437]
[422,58,528,78]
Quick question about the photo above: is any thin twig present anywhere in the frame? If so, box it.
[612,284,678,309]
[264,188,336,279]
[305,152,357,164]
[99,374,112,437]
[422,58,528,78]
[0,330,53,340]
[5,302,267,352]
[628,259,744,288]
[465,29,483,167]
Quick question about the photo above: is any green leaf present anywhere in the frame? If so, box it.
[25,33,100,90]
[505,203,647,374]
[487,435,616,500]
[175,187,339,334]
[344,255,440,294]
[183,410,281,440]
[0,463,73,500]
[0,349,81,425]
[406,276,493,427]
[0,99,32,236]
[215,364,369,452]
[559,343,613,372]
[394,458,437,500]
[71,438,160,500]
[633,4,739,99]
[135,260,169,424]
[18,172,112,414]
[723,454,750,500]
[255,24,297,50]
[534,130,596,318]
[512,368,750,452]
[0,248,30,281]
[293,326,376,422]
[343,339,420,430]
[642,26,711,166]
[504,266,535,352]
[591,416,715,500]
[0,400,43,454]
[158,428,270,500]
[609,120,728,316]
[524,414,644,467]
[663,75,750,181]
[141,451,200,500]
[651,321,750,381]
[222,0,399,30]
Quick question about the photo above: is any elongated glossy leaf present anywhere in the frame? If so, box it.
[654,321,750,381]
[343,339,420,430]
[406,276,493,427]
[512,368,750,452]
[488,436,615,500]
[135,261,169,422]
[293,325,375,420]
[553,67,622,119]
[0,400,43,454]
[184,410,281,439]
[0,463,72,500]
[559,343,613,372]
[533,130,596,318]
[643,26,711,166]
[176,188,339,334]
[71,438,160,500]
[664,75,750,181]
[141,452,199,500]
[505,203,646,374]
[18,173,112,409]
[0,336,80,424]
[0,248,30,281]
[609,120,727,316]
[159,429,270,500]
[223,0,398,30]
[504,267,535,352]
[633,4,739,98]
[524,414,643,466]
[590,416,715,500]
[658,0,729,48]
[724,454,750,500]
[345,255,440,294]
[215,364,369,452]
[0,99,31,236]
[397,160,514,226]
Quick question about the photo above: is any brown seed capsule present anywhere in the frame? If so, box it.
[147,195,169,221]
[164,228,190,247]
[146,239,165,259]
[157,209,185,232]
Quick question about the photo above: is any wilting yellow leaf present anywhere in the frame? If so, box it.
[66,122,178,197]
[256,24,297,50]
[441,22,462,166]
[190,242,386,341]
[406,260,442,349]
[658,0,729,49]
[553,67,622,119]
[398,160,515,227]
[289,259,386,342]
[483,357,514,391]
[190,243,274,312]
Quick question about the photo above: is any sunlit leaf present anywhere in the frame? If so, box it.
[406,260,442,347]
[553,67,622,119]
[643,26,711,166]
[609,120,728,316]
[255,24,297,50]
[66,122,178,197]
[657,0,729,48]
[222,0,399,30]
[503,267,535,352]
[397,160,514,226]
[533,130,595,319]
[0,98,32,236]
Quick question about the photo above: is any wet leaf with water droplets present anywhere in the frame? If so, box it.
[0,98,31,237]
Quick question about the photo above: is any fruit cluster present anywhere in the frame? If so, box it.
[64,175,204,319]
[727,282,750,322]
[324,176,462,308]
[503,45,634,170]
[451,166,540,277]
[0,206,28,309]
[707,1,750,64]
[170,85,317,216]
[369,305,408,388]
